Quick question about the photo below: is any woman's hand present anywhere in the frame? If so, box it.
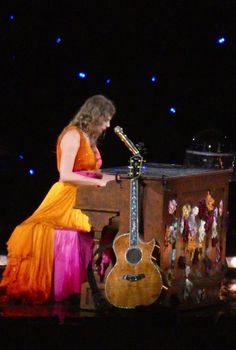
[96,173,116,187]
[102,173,116,183]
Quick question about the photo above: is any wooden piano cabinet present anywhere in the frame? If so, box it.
[75,178,130,239]
[76,164,233,309]
[141,167,232,308]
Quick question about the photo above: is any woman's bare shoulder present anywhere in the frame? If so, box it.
[60,127,81,146]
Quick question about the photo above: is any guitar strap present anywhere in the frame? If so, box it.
[86,243,114,311]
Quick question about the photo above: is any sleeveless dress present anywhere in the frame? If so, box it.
[0,126,101,304]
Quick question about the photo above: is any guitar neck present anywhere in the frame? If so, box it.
[129,178,139,247]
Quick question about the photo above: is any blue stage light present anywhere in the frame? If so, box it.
[169,107,176,114]
[151,75,158,83]
[28,168,35,176]
[217,36,226,44]
[76,72,87,79]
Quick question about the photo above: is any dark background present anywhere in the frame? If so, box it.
[0,1,236,249]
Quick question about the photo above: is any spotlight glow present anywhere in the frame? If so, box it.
[226,257,236,268]
[217,36,226,44]
[76,72,87,79]
[28,168,35,176]
[229,283,236,292]
[231,257,236,267]
[169,107,176,114]
[151,75,158,83]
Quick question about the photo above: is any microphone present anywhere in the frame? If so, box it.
[114,126,140,155]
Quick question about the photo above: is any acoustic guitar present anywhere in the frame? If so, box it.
[105,152,163,308]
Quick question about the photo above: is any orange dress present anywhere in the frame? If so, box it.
[0,126,100,304]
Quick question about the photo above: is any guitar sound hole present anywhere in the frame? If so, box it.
[126,248,142,264]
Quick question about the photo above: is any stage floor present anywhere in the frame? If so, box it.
[1,231,236,349]
[1,298,236,350]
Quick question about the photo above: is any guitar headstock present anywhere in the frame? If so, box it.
[128,154,144,179]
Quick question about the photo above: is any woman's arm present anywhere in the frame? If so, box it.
[59,129,115,187]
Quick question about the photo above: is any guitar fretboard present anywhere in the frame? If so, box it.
[129,178,139,246]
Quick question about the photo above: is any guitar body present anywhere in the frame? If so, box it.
[105,233,163,309]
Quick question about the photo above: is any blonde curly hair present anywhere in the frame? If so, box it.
[68,95,116,146]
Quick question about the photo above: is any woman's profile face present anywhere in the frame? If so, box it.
[98,116,112,133]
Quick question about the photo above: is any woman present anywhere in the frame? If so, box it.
[0,94,116,304]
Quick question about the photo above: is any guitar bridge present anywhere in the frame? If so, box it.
[122,273,145,282]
